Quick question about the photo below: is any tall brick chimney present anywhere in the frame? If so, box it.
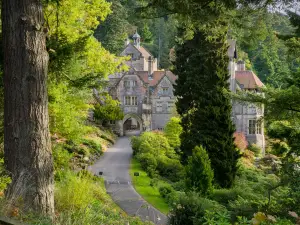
[237,60,246,71]
[148,56,153,79]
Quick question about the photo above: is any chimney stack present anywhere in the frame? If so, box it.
[148,56,153,79]
[237,60,246,71]
[124,38,130,47]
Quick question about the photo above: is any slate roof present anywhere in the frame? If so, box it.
[138,46,153,59]
[137,71,177,87]
[235,70,264,89]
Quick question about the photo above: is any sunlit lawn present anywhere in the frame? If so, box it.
[130,158,170,214]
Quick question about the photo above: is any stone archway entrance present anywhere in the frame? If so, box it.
[122,114,143,136]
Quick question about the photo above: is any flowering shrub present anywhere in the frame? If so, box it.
[234,132,248,151]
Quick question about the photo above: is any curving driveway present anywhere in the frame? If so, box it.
[89,137,168,225]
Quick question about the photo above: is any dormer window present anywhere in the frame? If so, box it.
[162,87,169,95]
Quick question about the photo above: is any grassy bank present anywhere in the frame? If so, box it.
[130,158,170,214]
[0,128,149,224]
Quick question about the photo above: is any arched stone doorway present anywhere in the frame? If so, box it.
[122,114,143,136]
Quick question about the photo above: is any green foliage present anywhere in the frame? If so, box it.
[185,146,214,195]
[158,184,173,198]
[45,0,126,83]
[131,131,172,156]
[136,153,157,176]
[203,210,231,225]
[53,170,146,224]
[271,141,290,157]
[174,23,240,188]
[0,158,11,192]
[93,94,124,122]
[164,117,182,149]
[156,156,184,182]
[131,131,184,182]
[94,0,130,54]
[232,10,293,86]
[168,192,227,225]
[55,171,96,211]
[82,139,102,155]
[48,82,92,141]
[140,23,153,43]
[248,144,262,156]
[130,158,170,213]
[159,184,181,207]
[53,144,73,171]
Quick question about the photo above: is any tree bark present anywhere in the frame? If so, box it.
[2,0,54,217]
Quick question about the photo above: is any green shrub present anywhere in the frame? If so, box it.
[136,153,157,176]
[131,136,141,155]
[82,139,102,155]
[172,180,186,191]
[93,94,124,122]
[185,146,214,195]
[168,192,227,225]
[157,156,184,182]
[159,184,181,206]
[211,188,240,207]
[0,158,11,192]
[132,131,184,182]
[164,117,182,149]
[159,184,174,198]
[77,146,90,157]
[248,144,262,156]
[271,141,290,156]
[53,145,73,171]
[99,134,114,144]
[203,210,231,225]
[53,170,146,225]
[55,171,96,211]
[228,196,261,220]
[132,131,171,156]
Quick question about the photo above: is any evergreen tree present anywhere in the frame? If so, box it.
[185,146,214,195]
[174,23,240,188]
[94,0,130,54]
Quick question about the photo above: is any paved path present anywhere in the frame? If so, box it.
[89,137,168,225]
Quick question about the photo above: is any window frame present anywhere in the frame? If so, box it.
[156,101,162,112]
[124,80,130,88]
[248,119,262,135]
[125,96,138,106]
[162,87,169,95]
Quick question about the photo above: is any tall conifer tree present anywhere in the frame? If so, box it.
[174,23,240,188]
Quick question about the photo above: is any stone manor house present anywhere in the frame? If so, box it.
[107,33,265,150]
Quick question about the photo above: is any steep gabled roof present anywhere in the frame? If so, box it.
[138,46,153,59]
[137,71,177,87]
[235,70,264,89]
[122,43,153,59]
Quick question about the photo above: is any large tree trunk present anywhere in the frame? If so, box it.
[2,0,54,216]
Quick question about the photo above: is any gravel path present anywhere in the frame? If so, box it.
[89,137,168,225]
